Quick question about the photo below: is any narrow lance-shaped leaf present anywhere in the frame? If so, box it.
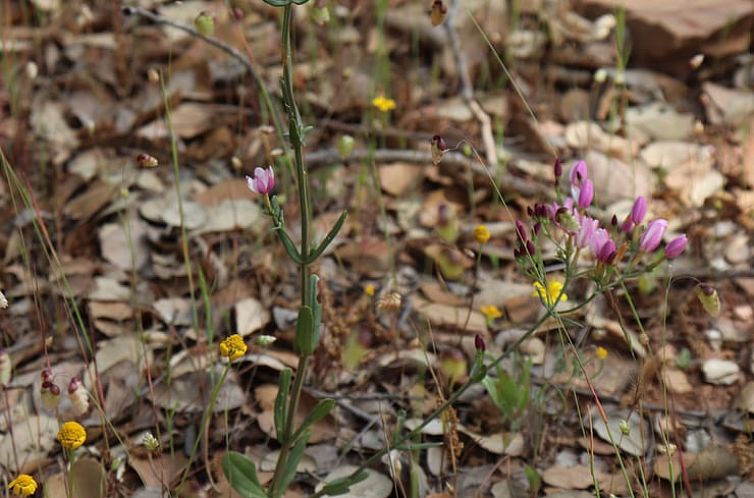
[277,430,310,495]
[274,368,292,444]
[307,210,347,263]
[293,305,314,355]
[290,398,334,443]
[320,470,370,496]
[274,227,303,264]
[309,274,322,353]
[222,451,268,498]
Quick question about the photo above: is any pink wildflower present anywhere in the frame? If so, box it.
[639,218,668,252]
[246,166,276,194]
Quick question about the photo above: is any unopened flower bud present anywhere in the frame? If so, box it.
[525,240,536,257]
[0,350,11,386]
[430,1,448,26]
[337,134,355,158]
[136,153,159,168]
[41,368,53,383]
[474,334,486,352]
[143,432,160,452]
[254,335,277,347]
[194,11,215,36]
[431,135,447,165]
[41,381,61,411]
[697,284,721,317]
[68,378,89,416]
[619,419,630,435]
[553,157,562,179]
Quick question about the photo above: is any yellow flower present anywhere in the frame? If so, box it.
[480,305,502,321]
[595,346,608,360]
[57,421,86,451]
[363,283,375,297]
[8,474,37,497]
[372,95,396,112]
[474,224,491,244]
[532,280,568,306]
[219,334,247,362]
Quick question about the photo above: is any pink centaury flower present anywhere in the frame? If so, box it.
[246,166,276,194]
[630,196,647,224]
[639,218,668,252]
[575,216,599,248]
[569,160,589,201]
[664,235,688,259]
[577,178,594,208]
[589,228,616,263]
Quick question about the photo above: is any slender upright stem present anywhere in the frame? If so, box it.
[269,6,313,497]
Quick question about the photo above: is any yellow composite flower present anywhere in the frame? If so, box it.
[8,474,37,497]
[595,346,608,360]
[474,224,491,245]
[372,95,396,112]
[363,283,375,297]
[480,304,502,321]
[532,280,568,306]
[219,334,248,362]
[57,420,86,451]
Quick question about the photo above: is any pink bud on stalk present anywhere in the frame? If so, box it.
[246,166,276,194]
[639,218,668,252]
[630,196,647,224]
[664,235,688,259]
[553,158,562,179]
[515,220,528,243]
[577,178,594,208]
[474,334,486,352]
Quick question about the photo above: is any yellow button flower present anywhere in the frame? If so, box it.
[372,95,396,112]
[532,280,568,306]
[474,224,491,244]
[219,334,248,362]
[595,346,608,360]
[363,283,375,297]
[57,420,86,451]
[480,304,502,321]
[8,474,37,497]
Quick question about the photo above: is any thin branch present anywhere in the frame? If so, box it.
[443,0,498,169]
[122,6,262,86]
[304,147,551,198]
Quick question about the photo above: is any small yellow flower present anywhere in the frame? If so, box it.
[372,95,396,112]
[57,421,86,451]
[219,334,247,362]
[480,305,502,321]
[474,224,491,244]
[595,346,608,360]
[8,474,37,497]
[532,280,568,306]
[363,283,375,297]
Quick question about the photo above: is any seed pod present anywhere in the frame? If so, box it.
[0,350,11,386]
[41,381,61,411]
[194,11,215,36]
[68,378,89,416]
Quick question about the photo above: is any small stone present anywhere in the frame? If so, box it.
[702,358,740,385]
[705,329,722,351]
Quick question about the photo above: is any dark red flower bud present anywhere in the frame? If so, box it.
[474,334,486,352]
[553,157,562,178]
[526,240,536,256]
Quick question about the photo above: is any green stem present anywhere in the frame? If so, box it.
[268,6,314,497]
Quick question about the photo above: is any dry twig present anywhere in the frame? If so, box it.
[443,0,498,169]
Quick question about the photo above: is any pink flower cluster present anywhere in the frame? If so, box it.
[518,160,688,265]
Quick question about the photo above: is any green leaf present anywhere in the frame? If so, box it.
[274,369,292,444]
[222,452,268,498]
[291,398,334,443]
[278,430,310,493]
[320,470,369,496]
[309,274,322,352]
[308,210,347,263]
[274,227,303,264]
[293,305,314,354]
[262,0,292,6]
